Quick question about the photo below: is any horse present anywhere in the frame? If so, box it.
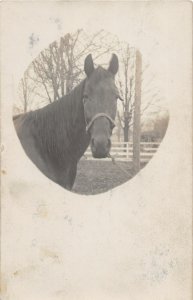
[13,54,122,190]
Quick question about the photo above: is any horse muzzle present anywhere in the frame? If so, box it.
[91,136,111,158]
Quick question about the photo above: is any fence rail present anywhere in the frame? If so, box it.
[83,142,160,162]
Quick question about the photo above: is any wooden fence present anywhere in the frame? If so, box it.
[83,142,160,163]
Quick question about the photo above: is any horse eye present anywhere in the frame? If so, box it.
[83,95,88,104]
[83,95,90,103]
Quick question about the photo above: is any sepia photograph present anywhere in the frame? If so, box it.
[13,30,169,194]
[1,1,192,300]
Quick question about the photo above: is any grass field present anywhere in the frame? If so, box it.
[72,159,142,195]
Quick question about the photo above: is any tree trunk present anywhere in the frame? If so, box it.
[66,74,72,94]
[24,98,27,113]
[60,37,65,97]
[124,122,129,142]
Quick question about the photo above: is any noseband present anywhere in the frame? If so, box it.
[85,113,116,133]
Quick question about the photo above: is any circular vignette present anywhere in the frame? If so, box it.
[13,30,169,195]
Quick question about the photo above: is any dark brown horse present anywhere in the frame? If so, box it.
[13,54,122,190]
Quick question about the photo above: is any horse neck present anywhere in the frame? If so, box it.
[32,80,89,161]
[66,80,86,135]
[37,80,86,131]
[65,80,90,156]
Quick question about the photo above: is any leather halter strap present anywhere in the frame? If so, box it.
[85,113,115,133]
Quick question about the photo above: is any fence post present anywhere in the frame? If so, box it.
[126,142,129,160]
[133,50,142,173]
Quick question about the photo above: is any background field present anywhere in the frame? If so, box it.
[73,160,146,195]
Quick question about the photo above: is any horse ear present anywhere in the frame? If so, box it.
[108,54,119,75]
[84,54,94,77]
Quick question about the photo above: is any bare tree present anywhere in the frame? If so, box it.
[116,44,163,143]
[117,45,136,142]
[17,69,36,113]
[29,29,119,104]
[153,112,169,139]
[15,29,164,126]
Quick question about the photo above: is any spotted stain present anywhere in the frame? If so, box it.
[0,144,5,152]
[13,270,19,276]
[141,247,177,285]
[9,181,32,198]
[40,248,60,263]
[36,204,48,218]
[1,169,6,175]
[29,33,39,49]
[49,17,62,30]
[12,265,37,278]
[64,214,72,225]
[0,273,7,296]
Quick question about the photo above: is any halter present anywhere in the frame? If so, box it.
[82,79,116,133]
[85,112,116,133]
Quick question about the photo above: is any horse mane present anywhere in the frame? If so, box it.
[22,79,87,165]
[13,114,22,121]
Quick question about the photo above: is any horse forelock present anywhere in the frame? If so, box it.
[89,66,113,85]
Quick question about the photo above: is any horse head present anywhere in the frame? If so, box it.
[83,53,122,158]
